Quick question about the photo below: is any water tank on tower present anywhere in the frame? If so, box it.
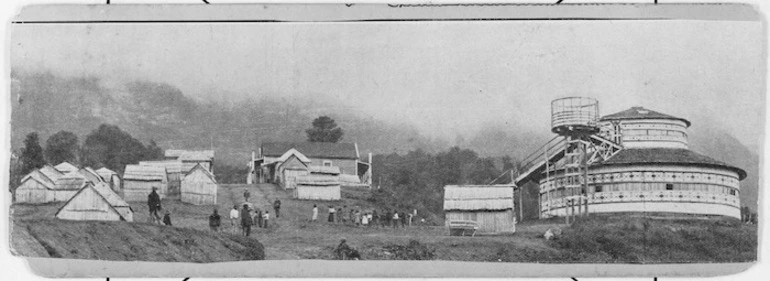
[551,97,600,136]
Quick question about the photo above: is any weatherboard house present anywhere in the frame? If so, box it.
[180,163,218,205]
[516,98,746,219]
[250,142,372,186]
[443,185,517,234]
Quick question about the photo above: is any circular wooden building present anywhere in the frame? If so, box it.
[534,105,746,219]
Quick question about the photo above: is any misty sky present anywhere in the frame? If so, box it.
[11,20,765,148]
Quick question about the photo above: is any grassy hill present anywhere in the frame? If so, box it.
[11,218,264,262]
[10,183,757,263]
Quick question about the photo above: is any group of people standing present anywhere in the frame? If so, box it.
[229,204,272,236]
[311,204,417,228]
[225,190,283,237]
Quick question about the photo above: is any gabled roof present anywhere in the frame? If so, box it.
[600,106,691,127]
[78,167,104,183]
[54,175,88,191]
[139,160,184,174]
[55,182,132,220]
[39,165,64,182]
[165,150,215,162]
[262,142,358,160]
[443,185,515,211]
[276,148,312,163]
[593,148,747,180]
[308,165,341,175]
[21,170,57,189]
[123,165,167,181]
[54,162,79,173]
[95,167,118,179]
[185,163,217,183]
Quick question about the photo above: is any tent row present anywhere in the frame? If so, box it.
[15,163,120,204]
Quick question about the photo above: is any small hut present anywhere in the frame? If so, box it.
[277,149,312,190]
[443,185,516,235]
[181,163,218,205]
[55,182,134,222]
[54,161,79,174]
[14,165,63,203]
[95,167,121,193]
[139,160,184,196]
[295,167,341,201]
[122,164,168,202]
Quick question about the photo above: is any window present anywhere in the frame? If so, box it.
[322,160,333,167]
[729,189,736,196]
[666,184,674,191]
[594,185,603,193]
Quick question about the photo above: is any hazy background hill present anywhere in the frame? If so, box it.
[9,71,760,211]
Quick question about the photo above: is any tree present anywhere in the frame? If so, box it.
[81,124,148,172]
[19,132,46,175]
[144,140,164,161]
[44,131,79,165]
[306,116,344,143]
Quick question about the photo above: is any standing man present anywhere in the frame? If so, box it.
[273,199,281,219]
[243,189,251,202]
[229,205,240,234]
[241,204,253,237]
[209,209,221,232]
[148,187,162,224]
[312,204,318,222]
[392,212,399,228]
[384,209,392,228]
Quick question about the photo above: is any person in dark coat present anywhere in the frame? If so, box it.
[384,209,392,228]
[273,199,281,218]
[241,204,253,237]
[162,211,172,226]
[209,209,221,232]
[400,211,407,227]
[148,187,162,224]
[256,209,264,228]
[372,210,379,228]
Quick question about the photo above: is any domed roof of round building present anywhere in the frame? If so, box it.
[593,148,747,180]
[601,106,691,127]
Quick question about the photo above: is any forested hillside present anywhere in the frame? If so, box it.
[10,70,760,211]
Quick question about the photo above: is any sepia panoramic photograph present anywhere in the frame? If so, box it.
[4,2,765,278]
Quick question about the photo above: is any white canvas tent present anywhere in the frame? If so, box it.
[55,182,134,222]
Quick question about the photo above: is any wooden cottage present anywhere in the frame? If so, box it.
[54,161,79,174]
[294,166,341,201]
[277,149,312,190]
[14,165,64,203]
[95,167,121,193]
[139,160,184,196]
[181,163,218,205]
[443,185,516,235]
[55,182,134,222]
[122,164,168,202]
[164,150,215,173]
[254,142,369,185]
